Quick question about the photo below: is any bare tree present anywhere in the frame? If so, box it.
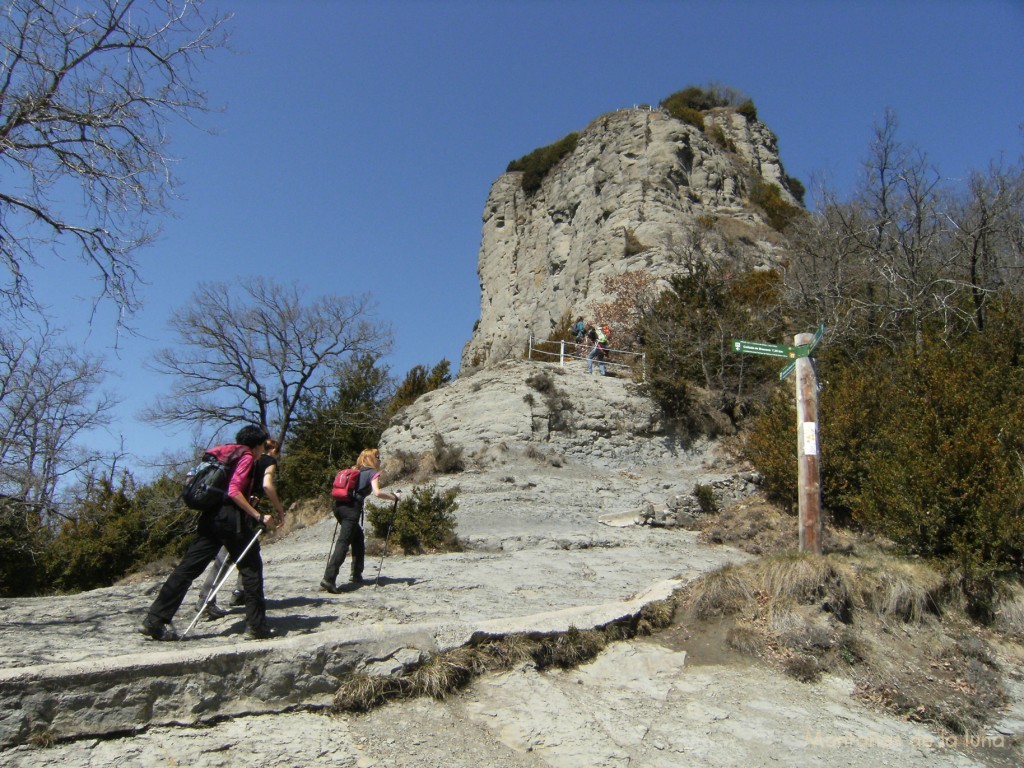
[783,111,1013,352]
[948,158,1024,330]
[145,278,393,448]
[0,0,230,315]
[0,323,118,512]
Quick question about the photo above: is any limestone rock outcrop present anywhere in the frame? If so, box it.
[461,106,798,369]
[382,359,675,470]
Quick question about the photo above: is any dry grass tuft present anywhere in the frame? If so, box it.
[409,650,478,699]
[756,554,851,605]
[726,624,765,657]
[28,728,56,749]
[851,554,946,622]
[636,598,676,634]
[333,672,408,712]
[333,610,666,714]
[782,653,823,683]
[681,563,755,619]
[669,539,1020,740]
[474,634,537,668]
[533,626,607,670]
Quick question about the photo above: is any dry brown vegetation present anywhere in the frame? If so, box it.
[665,495,1024,747]
[333,601,675,713]
[333,489,1021,753]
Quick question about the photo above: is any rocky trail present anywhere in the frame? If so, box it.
[1,361,1019,766]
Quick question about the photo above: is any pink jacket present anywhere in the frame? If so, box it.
[206,443,256,501]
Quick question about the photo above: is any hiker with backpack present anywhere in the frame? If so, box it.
[194,438,286,619]
[140,424,279,641]
[572,315,586,345]
[321,447,401,594]
[587,323,608,376]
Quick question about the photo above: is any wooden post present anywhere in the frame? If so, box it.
[794,332,822,554]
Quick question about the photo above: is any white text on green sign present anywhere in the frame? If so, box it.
[732,339,803,359]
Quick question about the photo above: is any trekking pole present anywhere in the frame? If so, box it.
[374,495,399,588]
[326,519,339,565]
[181,528,263,640]
[203,549,231,601]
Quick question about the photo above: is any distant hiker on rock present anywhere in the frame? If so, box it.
[140,425,279,641]
[195,438,286,619]
[573,315,586,345]
[321,448,401,594]
[587,323,608,376]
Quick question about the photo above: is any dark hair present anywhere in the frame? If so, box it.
[235,424,269,447]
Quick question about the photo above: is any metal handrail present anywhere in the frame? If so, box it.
[527,335,645,381]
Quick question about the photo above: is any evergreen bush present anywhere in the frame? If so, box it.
[736,99,758,122]
[784,174,806,206]
[749,180,803,231]
[706,124,734,151]
[746,299,1024,612]
[0,498,50,596]
[367,483,459,553]
[506,132,579,195]
[639,265,783,425]
[660,85,757,128]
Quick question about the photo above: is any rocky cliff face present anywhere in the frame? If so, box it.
[461,106,798,369]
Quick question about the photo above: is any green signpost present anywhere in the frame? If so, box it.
[733,325,826,554]
[731,339,799,359]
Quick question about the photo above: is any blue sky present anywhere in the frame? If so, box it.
[29,0,1024,473]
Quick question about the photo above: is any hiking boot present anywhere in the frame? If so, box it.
[320,578,340,594]
[201,602,230,620]
[139,615,178,642]
[349,576,370,588]
[230,589,245,606]
[245,624,277,640]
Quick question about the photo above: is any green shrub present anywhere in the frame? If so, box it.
[46,475,148,592]
[660,85,757,127]
[784,174,806,206]
[367,484,459,553]
[749,180,803,231]
[746,301,1024,610]
[506,132,579,195]
[694,483,717,515]
[736,99,758,122]
[661,85,727,113]
[706,124,734,151]
[744,388,798,511]
[675,106,705,130]
[639,265,783,424]
[0,498,51,596]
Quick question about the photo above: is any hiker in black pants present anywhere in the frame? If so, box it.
[321,447,400,593]
[195,437,287,618]
[140,425,279,641]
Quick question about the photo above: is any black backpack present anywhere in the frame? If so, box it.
[181,446,248,512]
